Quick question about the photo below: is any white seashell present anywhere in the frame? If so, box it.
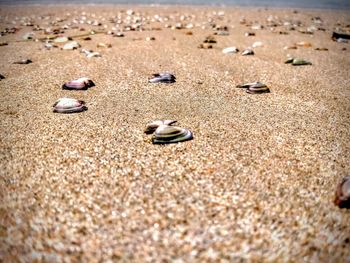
[242,48,254,56]
[54,36,69,43]
[62,77,95,90]
[144,120,177,134]
[53,98,87,113]
[62,41,80,50]
[86,52,101,58]
[252,41,263,48]
[222,47,239,54]
[152,125,193,144]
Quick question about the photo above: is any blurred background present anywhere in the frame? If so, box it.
[0,0,350,10]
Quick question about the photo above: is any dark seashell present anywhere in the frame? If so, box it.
[245,32,255,37]
[53,98,87,113]
[334,177,350,209]
[315,47,328,51]
[144,120,177,134]
[0,74,5,80]
[246,86,270,94]
[203,35,217,44]
[13,59,32,64]
[152,125,193,144]
[236,82,266,89]
[198,43,213,49]
[237,82,270,94]
[149,73,176,83]
[332,32,350,41]
[62,77,95,90]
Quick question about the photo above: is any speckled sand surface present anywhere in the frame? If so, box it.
[0,5,350,262]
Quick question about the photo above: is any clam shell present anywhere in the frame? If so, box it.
[152,125,193,144]
[62,41,80,50]
[246,86,270,94]
[222,47,239,54]
[334,177,350,209]
[242,48,254,56]
[144,120,177,134]
[62,77,95,90]
[149,73,176,83]
[53,98,87,113]
[13,59,32,64]
[292,58,312,66]
[236,82,266,89]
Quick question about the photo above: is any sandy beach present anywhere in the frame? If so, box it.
[0,4,350,262]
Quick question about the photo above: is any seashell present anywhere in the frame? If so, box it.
[97,43,112,48]
[0,42,8,46]
[198,43,213,49]
[251,24,263,30]
[144,120,177,134]
[284,57,294,64]
[236,81,267,89]
[23,32,34,40]
[13,59,32,64]
[332,32,350,41]
[146,36,156,41]
[203,35,217,44]
[62,41,80,50]
[242,48,254,56]
[291,58,312,66]
[246,85,270,94]
[222,47,239,54]
[334,177,350,209]
[245,32,255,37]
[86,52,101,58]
[315,47,328,51]
[114,32,125,37]
[149,73,176,83]
[296,41,312,47]
[0,74,5,80]
[236,82,270,94]
[62,77,95,90]
[252,41,263,48]
[152,125,193,144]
[215,31,229,36]
[53,98,87,113]
[283,45,297,50]
[54,36,69,43]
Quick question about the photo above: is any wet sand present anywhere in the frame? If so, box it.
[0,5,350,262]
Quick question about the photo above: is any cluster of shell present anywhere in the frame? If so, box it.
[144,120,193,144]
[53,77,94,113]
[236,82,270,94]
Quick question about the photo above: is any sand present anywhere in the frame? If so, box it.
[0,4,349,262]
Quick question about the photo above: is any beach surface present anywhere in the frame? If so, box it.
[0,5,350,262]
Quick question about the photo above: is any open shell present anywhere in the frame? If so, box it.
[53,98,87,113]
[144,120,177,134]
[152,125,193,144]
[62,77,95,90]
[334,177,350,209]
